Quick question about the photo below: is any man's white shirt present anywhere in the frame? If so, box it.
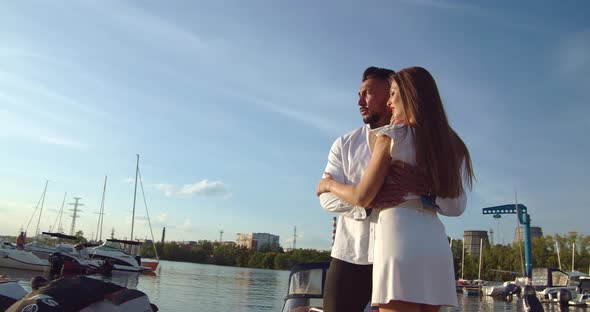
[319,124,467,265]
[319,124,379,265]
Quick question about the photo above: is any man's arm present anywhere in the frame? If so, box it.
[318,138,368,219]
[322,136,392,207]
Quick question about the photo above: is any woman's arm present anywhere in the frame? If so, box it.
[317,135,392,207]
[436,192,467,216]
[436,158,469,216]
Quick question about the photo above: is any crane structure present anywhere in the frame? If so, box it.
[482,203,533,277]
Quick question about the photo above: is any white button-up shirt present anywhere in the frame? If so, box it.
[319,124,467,265]
[319,124,378,265]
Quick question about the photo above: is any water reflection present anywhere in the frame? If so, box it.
[0,267,49,290]
[6,262,589,311]
[438,293,590,312]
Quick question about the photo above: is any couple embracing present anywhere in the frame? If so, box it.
[317,66,475,312]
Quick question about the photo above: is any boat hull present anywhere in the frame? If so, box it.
[141,259,159,271]
[0,250,49,272]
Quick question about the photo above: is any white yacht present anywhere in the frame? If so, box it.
[0,241,49,272]
[88,239,151,273]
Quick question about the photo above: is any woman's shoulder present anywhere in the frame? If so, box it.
[373,124,413,140]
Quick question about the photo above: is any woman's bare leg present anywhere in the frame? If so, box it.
[378,300,420,312]
[420,304,440,312]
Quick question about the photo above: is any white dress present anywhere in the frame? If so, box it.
[369,125,462,307]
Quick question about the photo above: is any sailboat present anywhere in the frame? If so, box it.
[88,154,159,273]
[0,182,51,272]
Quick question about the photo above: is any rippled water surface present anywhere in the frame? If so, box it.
[1,261,587,311]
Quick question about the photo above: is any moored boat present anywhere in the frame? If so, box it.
[89,239,152,273]
[141,258,159,271]
[281,262,330,312]
[0,279,28,311]
[4,276,158,311]
[0,241,49,272]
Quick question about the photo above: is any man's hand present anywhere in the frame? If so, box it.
[368,160,429,208]
[316,172,334,196]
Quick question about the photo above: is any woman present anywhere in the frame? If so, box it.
[317,66,474,312]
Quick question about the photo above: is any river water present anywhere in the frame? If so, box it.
[0,261,583,311]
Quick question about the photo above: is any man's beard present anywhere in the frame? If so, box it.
[363,112,390,128]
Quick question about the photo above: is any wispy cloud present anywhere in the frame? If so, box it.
[179,219,193,232]
[154,184,175,197]
[226,89,344,135]
[397,0,484,11]
[41,136,89,149]
[122,177,144,184]
[155,180,230,198]
[0,109,89,149]
[0,70,107,117]
[0,200,35,212]
[87,1,207,57]
[88,2,346,136]
[0,47,84,74]
[395,0,547,33]
[157,213,168,223]
[557,31,590,80]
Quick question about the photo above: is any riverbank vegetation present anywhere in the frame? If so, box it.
[141,232,589,274]
[454,232,589,281]
[139,241,331,270]
[4,231,587,275]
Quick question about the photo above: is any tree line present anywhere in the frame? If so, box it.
[141,232,590,276]
[8,230,588,277]
[452,232,590,281]
[139,241,331,270]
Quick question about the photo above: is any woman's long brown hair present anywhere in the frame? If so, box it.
[392,67,474,197]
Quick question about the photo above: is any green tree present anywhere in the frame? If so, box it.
[74,230,86,242]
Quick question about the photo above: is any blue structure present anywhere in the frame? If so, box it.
[482,204,533,278]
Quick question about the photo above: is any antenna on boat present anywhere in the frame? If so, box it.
[131,154,140,241]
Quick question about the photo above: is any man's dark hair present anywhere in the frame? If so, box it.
[362,66,395,82]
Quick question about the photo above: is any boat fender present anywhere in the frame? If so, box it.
[557,289,572,305]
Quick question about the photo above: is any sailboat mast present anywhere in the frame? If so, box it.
[461,241,465,280]
[35,180,49,238]
[99,175,107,242]
[555,241,562,270]
[478,238,483,280]
[131,154,140,241]
[572,242,576,272]
[95,175,107,242]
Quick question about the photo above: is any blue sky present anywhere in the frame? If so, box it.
[1,1,588,249]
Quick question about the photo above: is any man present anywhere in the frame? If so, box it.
[16,232,26,250]
[318,66,396,312]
